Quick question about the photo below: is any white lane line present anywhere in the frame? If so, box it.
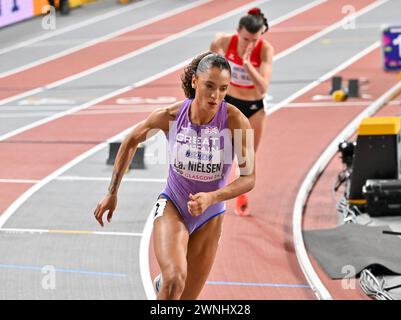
[269,22,379,33]
[293,80,401,301]
[0,177,167,183]
[0,0,160,56]
[266,41,381,115]
[280,100,401,108]
[0,179,39,184]
[0,228,142,237]
[0,105,150,110]
[0,0,271,107]
[282,101,371,108]
[56,176,167,183]
[0,113,51,118]
[0,110,152,118]
[0,105,163,118]
[0,0,210,79]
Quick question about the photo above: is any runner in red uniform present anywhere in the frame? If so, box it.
[210,7,274,216]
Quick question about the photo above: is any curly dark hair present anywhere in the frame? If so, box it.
[239,7,269,34]
[181,52,231,99]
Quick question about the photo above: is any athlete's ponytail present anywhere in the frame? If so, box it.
[181,52,231,99]
[239,7,269,34]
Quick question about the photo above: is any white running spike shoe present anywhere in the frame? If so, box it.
[153,273,163,295]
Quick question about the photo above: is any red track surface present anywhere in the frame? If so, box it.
[0,0,393,300]
[0,183,32,213]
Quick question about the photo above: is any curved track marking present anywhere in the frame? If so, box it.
[0,228,142,237]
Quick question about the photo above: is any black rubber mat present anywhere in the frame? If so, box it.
[303,224,401,279]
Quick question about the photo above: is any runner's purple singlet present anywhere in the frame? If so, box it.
[160,99,233,234]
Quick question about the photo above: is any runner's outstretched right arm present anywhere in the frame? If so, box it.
[93,106,174,227]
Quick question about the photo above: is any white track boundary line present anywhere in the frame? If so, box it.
[56,176,167,183]
[0,179,39,184]
[0,109,157,118]
[0,0,210,79]
[0,228,142,237]
[281,100,401,108]
[283,102,371,108]
[0,0,159,56]
[0,177,167,183]
[0,0,271,107]
[293,77,401,301]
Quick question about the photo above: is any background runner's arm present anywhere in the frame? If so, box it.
[210,33,229,55]
[107,108,169,196]
[210,112,256,204]
[244,42,274,96]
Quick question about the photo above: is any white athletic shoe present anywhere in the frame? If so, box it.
[153,273,163,294]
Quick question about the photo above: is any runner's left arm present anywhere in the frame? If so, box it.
[187,109,255,216]
[211,110,256,202]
